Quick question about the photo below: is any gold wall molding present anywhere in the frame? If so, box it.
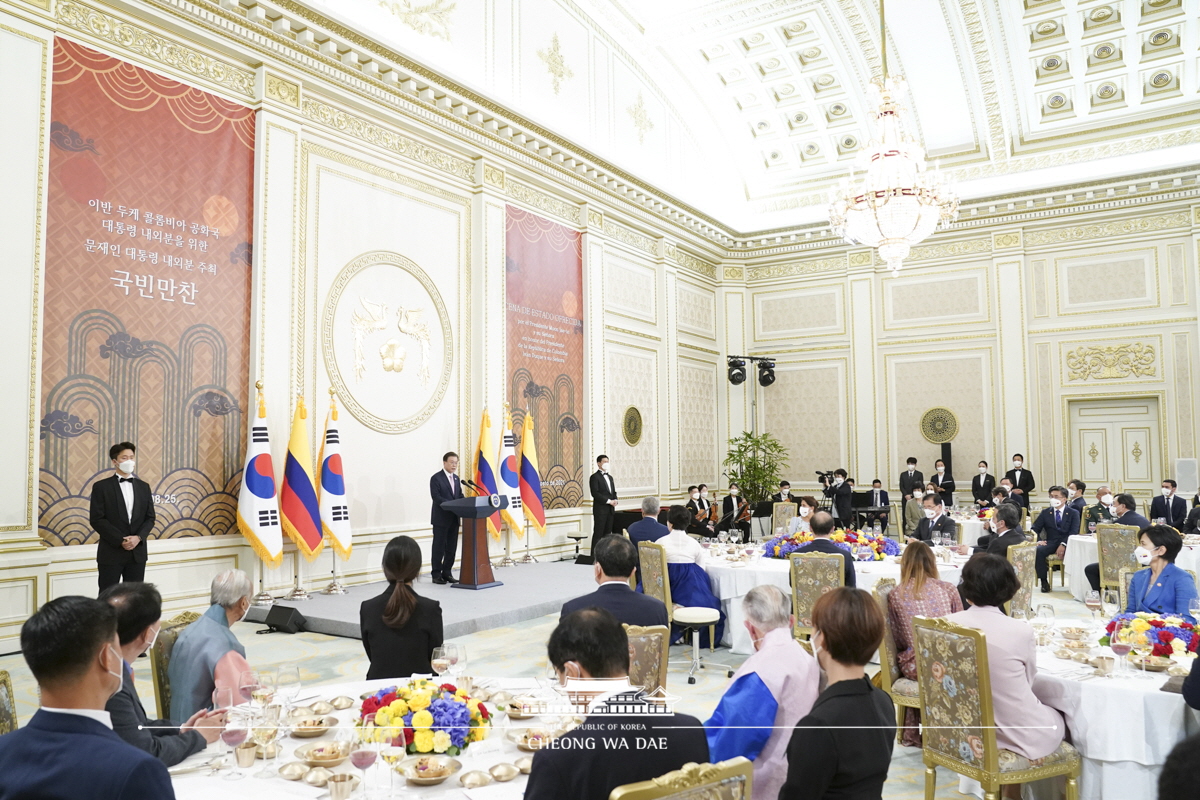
[723,266,744,280]
[1063,341,1159,384]
[377,0,455,41]
[587,208,603,227]
[482,164,505,189]
[1025,212,1190,245]
[848,250,873,267]
[264,73,300,107]
[748,256,846,281]
[1032,316,1195,335]
[678,342,719,355]
[56,1,255,99]
[506,180,581,224]
[664,244,717,280]
[19,0,51,9]
[301,97,474,182]
[604,324,662,342]
[992,231,1023,249]
[602,220,657,256]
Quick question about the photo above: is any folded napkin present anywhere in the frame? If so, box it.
[464,781,527,800]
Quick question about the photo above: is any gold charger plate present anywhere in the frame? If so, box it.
[293,742,349,768]
[291,716,338,738]
[1129,654,1172,672]
[396,755,462,785]
[506,727,557,752]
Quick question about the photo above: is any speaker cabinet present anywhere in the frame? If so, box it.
[263,605,306,634]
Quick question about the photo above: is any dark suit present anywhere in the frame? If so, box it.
[360,583,443,681]
[590,469,617,551]
[865,489,890,533]
[972,473,996,505]
[898,469,924,500]
[977,528,1027,559]
[106,664,206,766]
[1032,506,1081,581]
[627,516,668,546]
[429,470,464,580]
[90,474,155,593]
[932,472,955,506]
[524,704,708,800]
[1003,468,1036,509]
[795,538,856,587]
[1183,654,1200,710]
[718,495,750,542]
[1183,506,1200,537]
[0,709,175,800]
[912,514,958,544]
[770,492,798,505]
[685,498,715,537]
[822,481,852,528]
[1068,496,1087,516]
[1150,495,1188,527]
[560,582,668,628]
[779,677,895,800]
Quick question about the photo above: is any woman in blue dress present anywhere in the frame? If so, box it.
[1125,525,1198,619]
[659,505,725,648]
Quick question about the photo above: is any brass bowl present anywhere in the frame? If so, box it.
[1054,649,1074,660]
[489,763,520,782]
[506,727,555,752]
[1129,654,1172,672]
[278,762,310,781]
[294,742,349,768]
[310,701,336,715]
[329,695,356,710]
[303,766,334,787]
[514,756,533,774]
[505,699,538,720]
[1059,626,1089,641]
[396,755,462,785]
[291,716,338,739]
[1090,655,1117,675]
[1060,640,1091,651]
[287,705,314,720]
[459,770,493,789]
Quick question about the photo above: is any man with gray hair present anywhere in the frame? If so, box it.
[626,496,667,545]
[167,569,254,721]
[704,585,818,800]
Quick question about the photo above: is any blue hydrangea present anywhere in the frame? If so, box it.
[429,696,471,748]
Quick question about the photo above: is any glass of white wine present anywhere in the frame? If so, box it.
[431,646,451,678]
[250,705,280,778]
[450,644,467,683]
[380,726,407,798]
[1130,632,1154,680]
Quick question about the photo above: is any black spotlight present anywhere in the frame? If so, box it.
[727,358,747,385]
[757,360,776,387]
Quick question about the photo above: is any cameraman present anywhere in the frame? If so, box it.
[822,468,853,529]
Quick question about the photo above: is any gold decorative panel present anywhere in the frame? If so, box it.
[755,287,842,339]
[1173,333,1194,458]
[747,257,844,281]
[1168,244,1186,306]
[677,360,719,487]
[677,283,716,338]
[265,74,300,107]
[1031,259,1049,318]
[1065,343,1156,382]
[506,181,580,223]
[1061,257,1150,309]
[762,362,845,481]
[605,344,657,491]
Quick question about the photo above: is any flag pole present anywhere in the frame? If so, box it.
[322,546,347,594]
[252,556,276,606]
[283,548,309,600]
[519,518,537,563]
[497,523,518,568]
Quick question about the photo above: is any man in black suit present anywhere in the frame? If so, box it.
[428,451,464,584]
[1003,454,1035,509]
[898,457,924,503]
[90,442,155,594]
[931,459,955,506]
[865,479,890,534]
[795,511,855,587]
[1066,479,1088,515]
[969,502,1025,558]
[1084,494,1151,591]
[822,469,852,529]
[1031,486,1081,593]
[770,481,796,504]
[525,608,708,800]
[560,536,668,628]
[1151,480,1188,527]
[627,496,668,545]
[589,455,618,556]
[972,461,995,508]
[1183,505,1200,537]
[100,582,223,765]
[909,494,958,545]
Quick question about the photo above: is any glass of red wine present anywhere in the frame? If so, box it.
[220,723,248,780]
[347,727,378,797]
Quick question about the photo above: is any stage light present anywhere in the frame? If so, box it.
[727,358,747,385]
[757,360,776,387]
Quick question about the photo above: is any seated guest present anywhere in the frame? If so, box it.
[626,495,667,545]
[865,479,889,534]
[947,555,1064,766]
[1066,479,1087,515]
[903,488,925,540]
[660,505,724,647]
[796,511,855,587]
[969,502,1025,558]
[1125,525,1198,618]
[1161,733,1200,800]
[1184,504,1200,537]
[0,596,175,799]
[992,485,1020,508]
[706,586,819,800]
[908,493,957,545]
[524,609,708,800]
[561,535,667,627]
[887,543,963,746]
[361,535,443,680]
[686,484,715,537]
[1182,654,1200,710]
[719,483,752,543]
[972,461,995,508]
[100,582,223,765]
[1151,479,1188,527]
[1084,493,1151,592]
[779,587,894,800]
[1082,485,1116,532]
[167,569,253,721]
[1031,485,1081,593]
[787,495,819,535]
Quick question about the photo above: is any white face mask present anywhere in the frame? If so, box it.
[117,460,136,475]
[1001,486,1012,495]
[601,462,610,472]
[907,466,915,473]
[989,519,998,532]
[924,508,936,519]
[700,490,708,498]
[1013,461,1022,469]
[730,488,738,496]
[691,493,699,501]
[1101,494,1114,506]
[1162,487,1173,497]
[834,477,843,485]
[979,467,987,474]
[936,467,944,473]
[104,645,124,699]
[1049,498,1062,509]
[913,491,923,499]
[142,623,160,655]
[798,506,810,517]
[1134,546,1153,566]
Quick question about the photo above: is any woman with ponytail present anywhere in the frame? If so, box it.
[360,535,444,680]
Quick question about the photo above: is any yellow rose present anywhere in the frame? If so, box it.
[388,699,409,716]
[408,693,432,712]
[411,710,434,729]
[374,710,391,727]
[431,730,452,753]
[413,729,434,753]
[1132,619,1151,633]
[1172,638,1186,654]
[397,688,411,699]
[469,726,486,742]
[455,689,468,699]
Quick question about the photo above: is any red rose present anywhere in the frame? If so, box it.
[478,704,490,720]
[1160,631,1175,643]
[1149,620,1165,628]
[1183,623,1195,631]
[381,692,398,706]
[1106,621,1117,633]
[1153,644,1172,657]
[440,683,457,693]
[403,726,414,743]
[362,698,381,716]
[1190,637,1199,653]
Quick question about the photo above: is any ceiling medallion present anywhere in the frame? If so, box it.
[1090,6,1113,21]
[817,74,835,86]
[1097,83,1117,99]
[827,0,958,273]
[1036,21,1058,35]
[842,136,857,148]
[793,112,807,123]
[1094,44,1115,59]
[830,103,847,116]
[749,33,765,44]
[1042,56,1062,70]
[802,47,822,59]
[1047,94,1066,109]
[804,143,820,155]
[756,120,769,130]
[765,58,781,69]
[769,151,781,160]
[778,84,795,95]
[787,22,806,33]
[1150,71,1172,88]
[1149,30,1172,46]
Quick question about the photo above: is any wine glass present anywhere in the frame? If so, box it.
[1189,598,1200,622]
[1033,604,1055,650]
[1088,521,1097,535]
[717,530,729,546]
[1109,621,1133,678]
[349,726,378,797]
[209,688,234,777]
[379,726,407,798]
[276,665,301,712]
[1130,632,1154,679]
[250,705,280,778]
[449,644,467,683]
[431,646,451,678]
[1084,591,1103,626]
[220,721,248,780]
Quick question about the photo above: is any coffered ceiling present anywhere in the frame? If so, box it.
[302,0,1200,231]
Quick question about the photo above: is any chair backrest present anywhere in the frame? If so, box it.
[623,624,670,696]
[1096,524,1141,590]
[771,503,796,537]
[1118,568,1137,612]
[872,578,901,692]
[912,616,998,774]
[0,669,16,735]
[789,552,846,638]
[638,542,673,621]
[150,610,202,719]
[1005,541,1036,617]
[608,757,753,800]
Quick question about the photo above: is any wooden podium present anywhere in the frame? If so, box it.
[443,495,505,590]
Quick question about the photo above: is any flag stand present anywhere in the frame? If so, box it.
[283,551,309,601]
[496,525,519,568]
[322,548,348,595]
[519,519,537,563]
[252,558,276,607]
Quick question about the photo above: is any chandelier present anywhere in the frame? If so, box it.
[827,1,958,272]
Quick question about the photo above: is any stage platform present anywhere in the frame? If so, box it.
[245,561,594,640]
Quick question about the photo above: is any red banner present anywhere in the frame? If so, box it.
[505,207,584,508]
[39,38,255,545]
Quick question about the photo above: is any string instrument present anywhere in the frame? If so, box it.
[736,498,751,523]
[707,502,720,524]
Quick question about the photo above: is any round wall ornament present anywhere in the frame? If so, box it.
[622,406,643,446]
[920,407,959,444]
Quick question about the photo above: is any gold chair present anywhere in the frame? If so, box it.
[872,579,919,743]
[789,552,845,639]
[609,757,753,800]
[637,542,729,685]
[0,669,16,735]
[912,617,1080,800]
[149,610,202,719]
[624,623,669,696]
[1004,541,1036,618]
[1096,524,1141,601]
[1118,567,1197,610]
[1044,511,1081,588]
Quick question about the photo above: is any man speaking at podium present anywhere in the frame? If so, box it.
[429,452,464,585]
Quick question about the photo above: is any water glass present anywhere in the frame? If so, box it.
[1189,598,1200,621]
[277,665,301,711]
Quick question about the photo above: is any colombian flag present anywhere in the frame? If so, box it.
[519,411,546,535]
[473,408,502,539]
[280,395,324,561]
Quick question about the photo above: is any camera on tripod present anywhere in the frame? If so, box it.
[815,470,836,486]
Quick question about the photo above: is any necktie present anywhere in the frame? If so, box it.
[1056,510,1061,527]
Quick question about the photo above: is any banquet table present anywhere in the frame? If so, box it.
[169,677,540,800]
[705,551,965,654]
[1063,536,1200,602]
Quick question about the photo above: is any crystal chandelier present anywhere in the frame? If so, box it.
[827,1,958,272]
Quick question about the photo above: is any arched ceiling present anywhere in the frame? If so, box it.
[302,0,1200,232]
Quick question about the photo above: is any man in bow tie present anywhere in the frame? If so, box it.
[90,442,155,594]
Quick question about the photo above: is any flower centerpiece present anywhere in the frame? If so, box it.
[978,507,994,521]
[1098,612,1200,658]
[357,678,491,755]
[762,528,901,561]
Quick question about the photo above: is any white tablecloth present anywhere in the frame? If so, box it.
[170,678,535,800]
[705,554,964,654]
[957,518,985,546]
[1064,538,1200,602]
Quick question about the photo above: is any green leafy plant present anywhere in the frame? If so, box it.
[723,431,789,505]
